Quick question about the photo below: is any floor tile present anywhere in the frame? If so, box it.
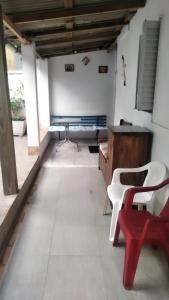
[50,221,100,256]
[0,204,55,300]
[43,256,106,300]
[0,253,49,300]
[100,244,169,300]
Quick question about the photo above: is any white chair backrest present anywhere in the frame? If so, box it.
[162,186,169,209]
[143,161,167,187]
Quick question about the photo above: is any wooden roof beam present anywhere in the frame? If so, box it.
[36,31,117,47]
[30,19,124,38]
[38,41,109,56]
[30,24,121,42]
[37,37,113,52]
[64,0,73,47]
[64,0,73,31]
[3,14,30,44]
[9,1,146,24]
[6,19,124,40]
[43,47,101,58]
[37,37,113,51]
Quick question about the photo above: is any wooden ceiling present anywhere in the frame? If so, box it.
[1,0,146,58]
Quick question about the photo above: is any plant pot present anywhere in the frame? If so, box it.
[12,120,26,136]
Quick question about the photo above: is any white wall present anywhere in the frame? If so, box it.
[36,58,50,129]
[8,71,23,91]
[48,50,114,123]
[114,0,169,168]
[22,43,40,149]
[108,49,117,125]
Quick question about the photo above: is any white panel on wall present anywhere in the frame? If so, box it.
[136,20,160,112]
[152,15,169,129]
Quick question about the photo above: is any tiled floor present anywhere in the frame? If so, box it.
[43,139,99,168]
[0,141,169,300]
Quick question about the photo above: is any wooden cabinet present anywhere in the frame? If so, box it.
[99,126,152,186]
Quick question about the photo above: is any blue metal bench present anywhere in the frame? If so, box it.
[49,115,107,132]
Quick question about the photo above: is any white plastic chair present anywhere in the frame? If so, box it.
[107,161,167,242]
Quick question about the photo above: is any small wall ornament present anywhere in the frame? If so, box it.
[122,55,126,86]
[82,56,90,66]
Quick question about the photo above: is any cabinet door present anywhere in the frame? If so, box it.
[112,134,150,185]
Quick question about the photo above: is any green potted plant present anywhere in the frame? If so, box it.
[10,82,26,136]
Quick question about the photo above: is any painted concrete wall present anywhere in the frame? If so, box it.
[108,48,117,126]
[6,45,22,71]
[114,0,169,168]
[22,43,40,149]
[36,58,50,129]
[48,50,114,124]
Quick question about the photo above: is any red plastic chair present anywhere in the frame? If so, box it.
[113,178,169,290]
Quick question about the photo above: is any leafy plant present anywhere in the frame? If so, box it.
[10,82,25,121]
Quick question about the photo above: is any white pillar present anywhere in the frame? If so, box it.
[36,58,50,130]
[21,43,40,155]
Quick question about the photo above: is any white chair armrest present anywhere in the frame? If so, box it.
[112,165,149,184]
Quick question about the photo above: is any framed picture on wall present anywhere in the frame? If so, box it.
[98,65,108,73]
[65,64,74,72]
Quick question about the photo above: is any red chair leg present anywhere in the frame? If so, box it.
[112,221,120,247]
[123,239,141,289]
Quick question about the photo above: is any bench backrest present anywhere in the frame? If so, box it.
[50,115,107,127]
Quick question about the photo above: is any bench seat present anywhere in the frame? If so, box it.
[49,115,107,133]
[69,125,107,131]
[49,125,65,132]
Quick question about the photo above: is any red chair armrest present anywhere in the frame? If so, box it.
[124,178,169,210]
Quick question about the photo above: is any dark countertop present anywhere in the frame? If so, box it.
[109,125,152,133]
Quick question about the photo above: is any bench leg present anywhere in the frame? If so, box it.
[96,129,99,144]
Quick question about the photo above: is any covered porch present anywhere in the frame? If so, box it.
[0,0,169,299]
